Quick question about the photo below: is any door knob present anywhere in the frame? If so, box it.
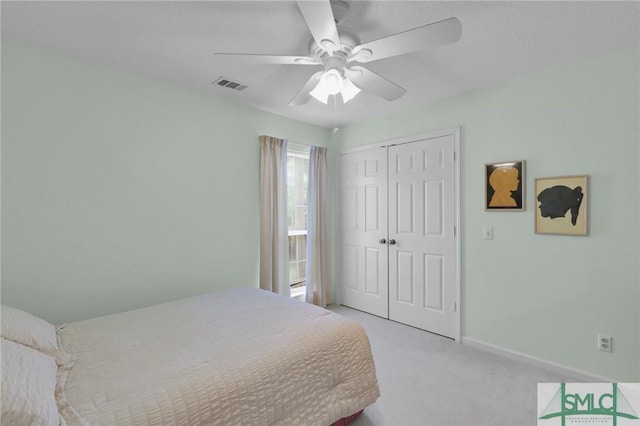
[379,238,386,244]
[389,239,396,245]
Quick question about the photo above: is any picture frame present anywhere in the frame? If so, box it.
[534,175,588,236]
[485,160,525,211]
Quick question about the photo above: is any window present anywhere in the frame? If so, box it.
[287,144,309,299]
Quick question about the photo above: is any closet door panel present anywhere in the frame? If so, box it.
[388,135,457,338]
[338,147,388,318]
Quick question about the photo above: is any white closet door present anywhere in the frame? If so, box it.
[388,135,457,338]
[339,147,388,318]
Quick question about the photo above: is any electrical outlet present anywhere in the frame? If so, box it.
[598,334,613,352]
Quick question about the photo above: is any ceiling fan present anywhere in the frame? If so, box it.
[215,0,462,106]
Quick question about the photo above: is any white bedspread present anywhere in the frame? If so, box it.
[57,288,379,426]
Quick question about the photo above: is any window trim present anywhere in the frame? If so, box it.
[287,142,311,157]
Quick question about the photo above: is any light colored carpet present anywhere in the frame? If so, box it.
[328,305,577,426]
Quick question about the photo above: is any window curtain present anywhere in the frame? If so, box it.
[305,145,330,307]
[259,135,290,296]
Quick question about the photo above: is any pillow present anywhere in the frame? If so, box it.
[1,305,58,356]
[1,338,60,426]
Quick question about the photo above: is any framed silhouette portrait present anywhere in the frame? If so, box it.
[535,175,588,236]
[485,161,525,211]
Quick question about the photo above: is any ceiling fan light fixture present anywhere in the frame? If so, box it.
[340,78,361,103]
[309,86,330,104]
[323,69,344,94]
[309,73,360,104]
[310,68,345,104]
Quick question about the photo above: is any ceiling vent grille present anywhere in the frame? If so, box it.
[212,77,247,91]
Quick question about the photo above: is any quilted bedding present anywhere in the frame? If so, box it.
[56,288,380,426]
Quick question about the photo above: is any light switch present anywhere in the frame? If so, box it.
[483,227,494,240]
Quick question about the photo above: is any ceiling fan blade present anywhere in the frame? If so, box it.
[350,17,462,63]
[289,71,324,106]
[296,0,341,53]
[214,53,320,65]
[344,66,406,101]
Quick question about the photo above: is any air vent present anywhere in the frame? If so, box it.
[212,77,247,91]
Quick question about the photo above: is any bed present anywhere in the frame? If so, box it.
[1,287,380,426]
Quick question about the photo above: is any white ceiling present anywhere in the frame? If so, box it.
[2,1,639,129]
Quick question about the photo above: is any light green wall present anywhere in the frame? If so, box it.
[1,39,330,323]
[334,46,640,381]
[2,37,638,382]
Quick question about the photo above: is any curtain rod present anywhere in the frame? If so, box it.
[258,135,324,151]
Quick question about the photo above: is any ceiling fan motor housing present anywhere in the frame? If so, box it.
[308,29,360,64]
[323,54,346,74]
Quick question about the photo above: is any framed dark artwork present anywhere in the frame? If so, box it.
[535,175,588,236]
[485,160,525,211]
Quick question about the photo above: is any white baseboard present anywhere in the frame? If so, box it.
[461,337,614,383]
